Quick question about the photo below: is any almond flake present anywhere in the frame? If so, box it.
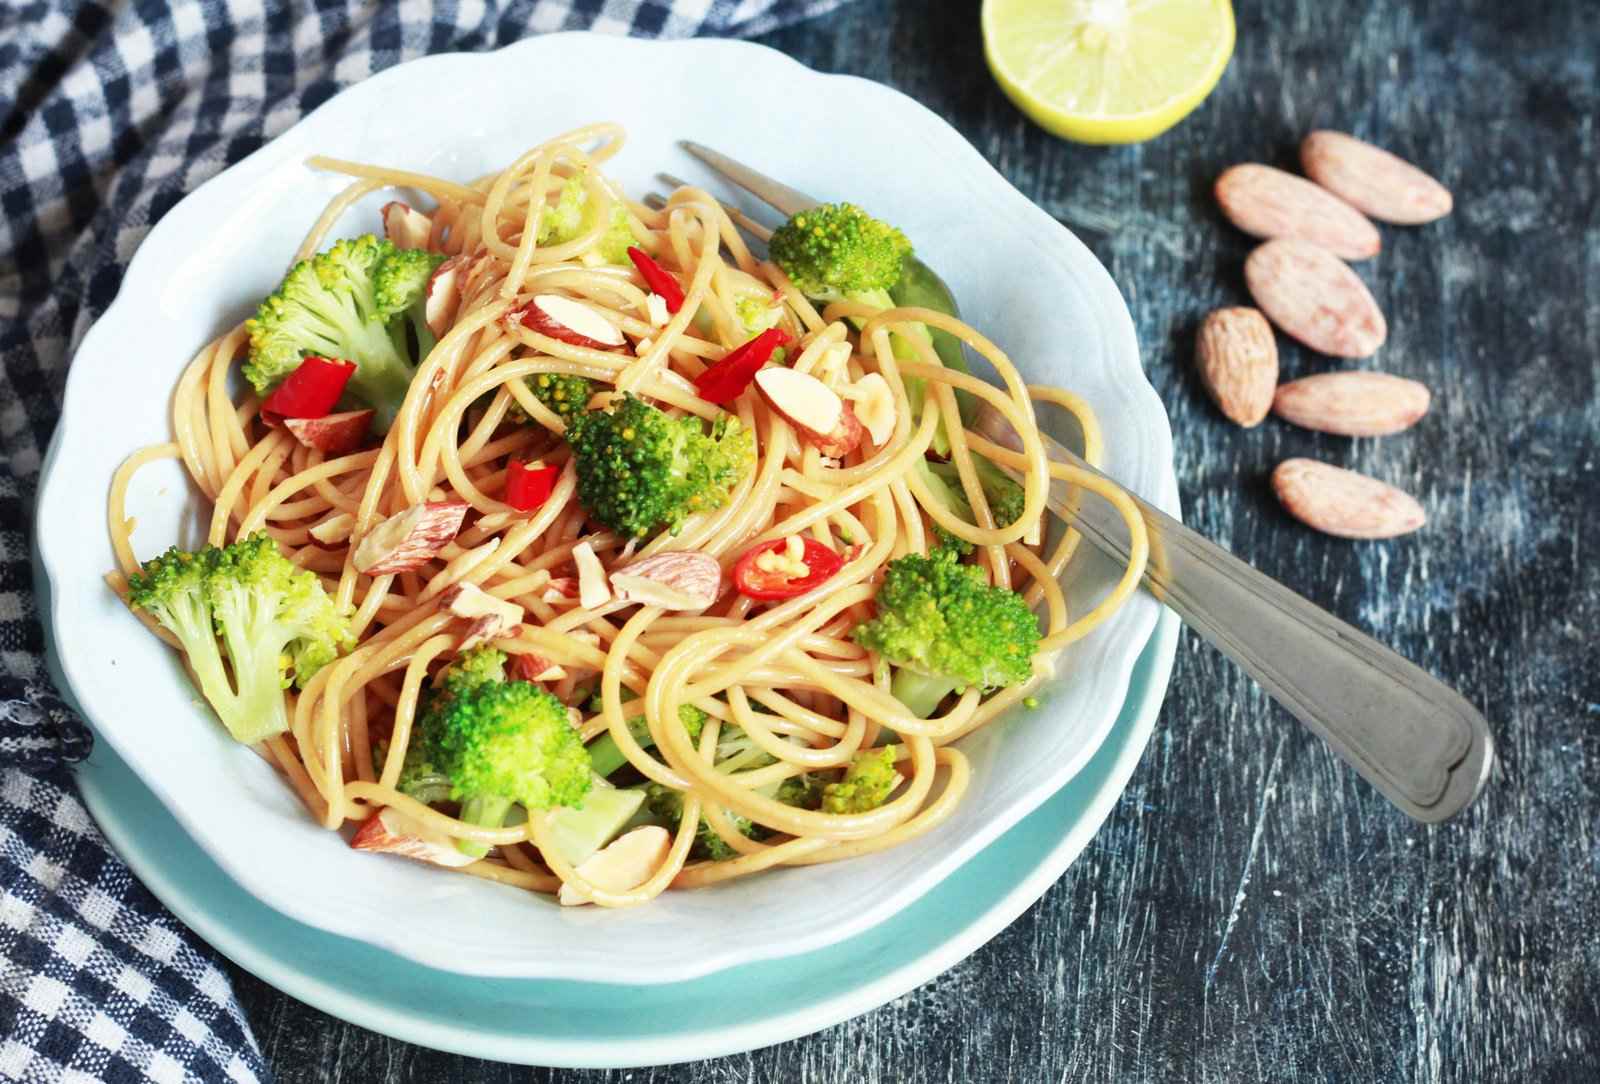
[572,541,612,609]
[442,583,524,650]
[309,512,354,546]
[610,551,721,610]
[353,502,468,576]
[351,807,476,868]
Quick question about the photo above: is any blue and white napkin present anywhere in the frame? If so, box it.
[0,2,850,1080]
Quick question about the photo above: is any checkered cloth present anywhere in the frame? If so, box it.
[0,3,850,1080]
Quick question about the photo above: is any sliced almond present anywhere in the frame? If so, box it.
[1301,131,1452,225]
[1245,239,1387,359]
[610,552,721,611]
[425,255,467,337]
[644,293,670,328]
[571,541,611,609]
[352,501,468,576]
[308,512,354,546]
[558,825,671,906]
[441,583,524,650]
[1215,164,1381,260]
[1271,458,1425,539]
[381,201,434,250]
[1195,308,1278,427]
[283,409,373,455]
[1273,372,1431,437]
[541,576,579,602]
[754,367,864,457]
[841,372,896,446]
[515,294,626,349]
[509,651,566,683]
[351,807,476,868]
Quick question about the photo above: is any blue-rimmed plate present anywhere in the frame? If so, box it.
[40,549,1177,1065]
[34,32,1178,984]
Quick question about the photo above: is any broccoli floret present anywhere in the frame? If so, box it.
[769,203,910,304]
[244,235,443,432]
[566,393,754,539]
[128,534,352,746]
[852,547,1041,718]
[511,371,595,427]
[541,174,639,263]
[917,456,1028,552]
[438,643,510,691]
[931,523,975,557]
[736,295,783,336]
[539,175,589,245]
[584,692,708,779]
[399,646,507,806]
[644,782,758,861]
[734,295,788,364]
[595,204,640,264]
[405,655,591,858]
[769,203,952,453]
[822,746,900,814]
[774,772,824,811]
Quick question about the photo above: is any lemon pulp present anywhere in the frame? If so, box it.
[982,0,1236,144]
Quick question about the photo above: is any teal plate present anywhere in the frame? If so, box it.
[43,549,1176,1066]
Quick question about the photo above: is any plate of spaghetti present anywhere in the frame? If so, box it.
[36,33,1176,982]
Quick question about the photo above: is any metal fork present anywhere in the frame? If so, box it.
[661,140,1493,824]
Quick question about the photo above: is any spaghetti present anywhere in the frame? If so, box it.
[107,124,1149,908]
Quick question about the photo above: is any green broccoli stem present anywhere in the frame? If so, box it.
[889,255,977,427]
[455,794,516,858]
[585,730,635,778]
[347,313,418,432]
[154,591,258,742]
[209,588,294,745]
[890,667,961,719]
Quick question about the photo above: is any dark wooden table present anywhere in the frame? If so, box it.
[234,2,1600,1080]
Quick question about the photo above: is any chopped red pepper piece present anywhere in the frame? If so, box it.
[626,246,685,314]
[504,459,560,512]
[261,356,356,422]
[692,327,791,406]
[732,537,845,600]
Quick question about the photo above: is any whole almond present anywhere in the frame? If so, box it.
[1196,307,1278,427]
[1273,371,1431,436]
[1215,164,1381,260]
[1301,131,1453,225]
[1245,239,1387,358]
[1271,458,1425,539]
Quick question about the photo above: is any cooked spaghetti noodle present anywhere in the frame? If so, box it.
[107,124,1148,908]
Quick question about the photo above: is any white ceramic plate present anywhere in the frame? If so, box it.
[36,33,1176,983]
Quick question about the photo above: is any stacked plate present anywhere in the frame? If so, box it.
[33,34,1179,1065]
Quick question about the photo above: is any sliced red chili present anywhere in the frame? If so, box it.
[261,356,356,421]
[693,327,791,406]
[732,537,845,601]
[505,459,560,512]
[626,246,685,314]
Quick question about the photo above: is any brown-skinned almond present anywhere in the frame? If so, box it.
[1273,372,1431,436]
[1215,164,1381,261]
[1245,239,1387,358]
[1272,458,1425,539]
[1301,131,1453,225]
[1196,307,1278,427]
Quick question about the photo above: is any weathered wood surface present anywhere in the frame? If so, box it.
[235,1,1600,1079]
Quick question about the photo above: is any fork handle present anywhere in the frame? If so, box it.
[975,406,1493,822]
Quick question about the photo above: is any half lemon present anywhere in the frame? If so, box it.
[983,0,1236,144]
